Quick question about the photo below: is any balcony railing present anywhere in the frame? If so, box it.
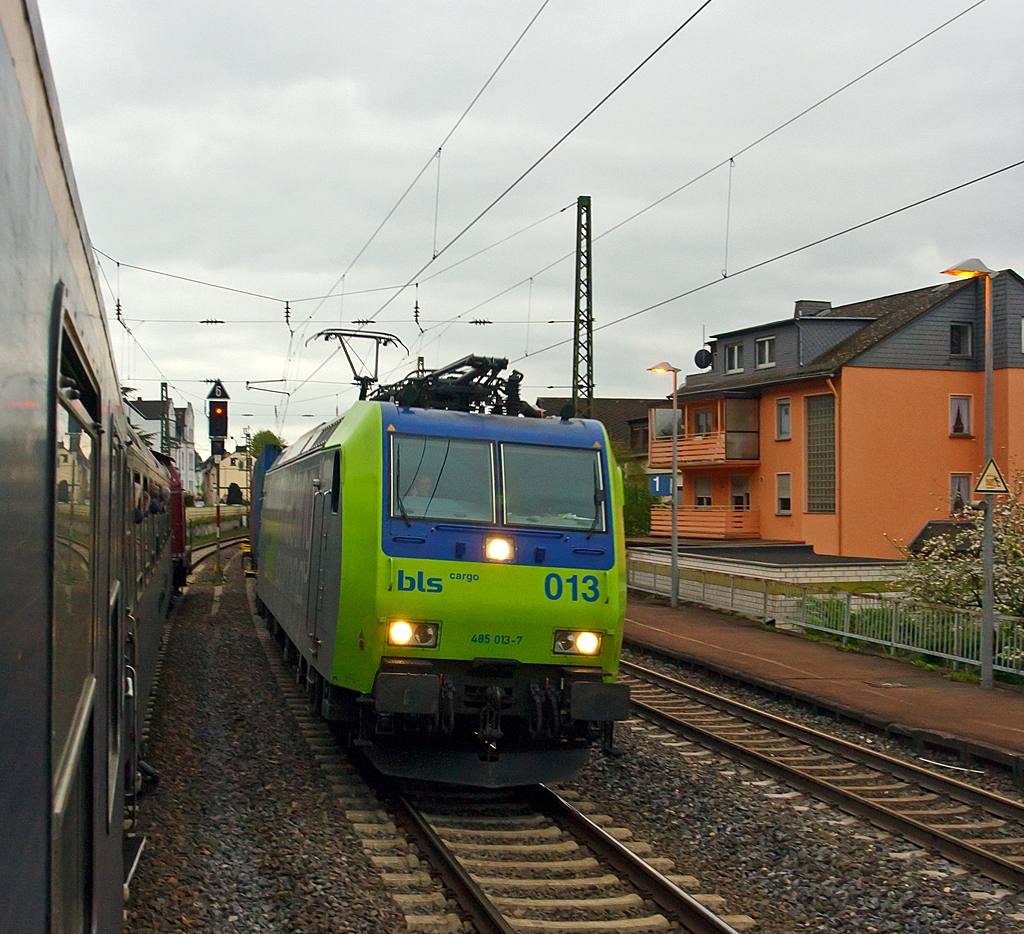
[650,504,760,540]
[648,430,758,468]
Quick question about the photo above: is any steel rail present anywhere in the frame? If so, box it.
[385,786,516,934]
[361,758,744,933]
[531,784,743,934]
[620,659,1024,888]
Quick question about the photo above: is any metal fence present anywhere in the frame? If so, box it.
[627,556,1024,676]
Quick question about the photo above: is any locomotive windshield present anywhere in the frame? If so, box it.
[501,444,606,533]
[391,434,495,523]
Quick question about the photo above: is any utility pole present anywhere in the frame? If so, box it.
[571,195,594,420]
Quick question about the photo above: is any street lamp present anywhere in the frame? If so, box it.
[649,362,680,608]
[941,258,996,690]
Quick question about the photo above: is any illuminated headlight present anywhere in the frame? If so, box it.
[553,630,602,656]
[485,536,514,562]
[388,620,440,648]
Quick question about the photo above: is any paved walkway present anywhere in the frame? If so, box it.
[624,598,1024,761]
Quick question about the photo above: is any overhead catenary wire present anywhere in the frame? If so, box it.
[398,0,994,344]
[90,0,988,342]
[293,0,555,332]
[359,0,718,326]
[513,155,1024,363]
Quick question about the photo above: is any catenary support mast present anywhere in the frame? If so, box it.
[571,195,594,419]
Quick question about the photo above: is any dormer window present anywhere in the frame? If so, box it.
[725,343,744,373]
[755,337,776,369]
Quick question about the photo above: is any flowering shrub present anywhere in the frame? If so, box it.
[893,474,1024,617]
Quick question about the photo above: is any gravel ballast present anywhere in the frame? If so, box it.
[125,552,407,933]
[546,645,1024,933]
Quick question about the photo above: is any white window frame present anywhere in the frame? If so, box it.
[949,473,972,514]
[776,473,792,515]
[775,398,791,441]
[949,395,972,437]
[755,336,776,369]
[694,476,712,509]
[725,343,744,374]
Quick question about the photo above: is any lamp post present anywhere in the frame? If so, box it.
[941,259,996,690]
[649,362,680,607]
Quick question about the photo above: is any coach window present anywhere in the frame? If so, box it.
[391,434,494,523]
[52,397,98,934]
[502,444,606,533]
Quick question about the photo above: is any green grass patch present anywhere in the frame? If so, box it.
[948,669,979,683]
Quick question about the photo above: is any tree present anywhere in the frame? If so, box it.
[612,443,653,537]
[249,429,286,460]
[893,476,1024,617]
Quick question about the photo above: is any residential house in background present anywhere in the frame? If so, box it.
[201,445,252,504]
[125,395,198,495]
[648,271,1024,558]
[535,397,661,463]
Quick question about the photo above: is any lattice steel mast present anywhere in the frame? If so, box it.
[571,195,593,419]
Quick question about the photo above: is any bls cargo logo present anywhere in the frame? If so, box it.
[397,569,443,593]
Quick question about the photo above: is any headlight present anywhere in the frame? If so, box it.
[485,536,514,561]
[553,630,602,656]
[388,620,439,648]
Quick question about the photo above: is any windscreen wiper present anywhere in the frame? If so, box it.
[586,460,604,540]
[394,453,412,528]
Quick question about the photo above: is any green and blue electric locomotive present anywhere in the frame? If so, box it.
[256,370,629,786]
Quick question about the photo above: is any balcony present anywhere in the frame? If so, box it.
[650,504,760,540]
[648,430,759,469]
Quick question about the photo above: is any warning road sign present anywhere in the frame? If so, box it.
[975,459,1010,495]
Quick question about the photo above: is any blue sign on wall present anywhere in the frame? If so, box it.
[649,475,673,497]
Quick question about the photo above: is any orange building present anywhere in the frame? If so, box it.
[648,271,1024,559]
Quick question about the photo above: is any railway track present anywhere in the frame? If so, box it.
[247,581,748,932]
[619,659,1024,889]
[378,780,745,934]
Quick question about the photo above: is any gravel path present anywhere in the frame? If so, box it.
[125,552,406,933]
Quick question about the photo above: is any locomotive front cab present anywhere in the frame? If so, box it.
[362,404,629,785]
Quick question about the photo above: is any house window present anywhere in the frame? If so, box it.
[629,424,648,451]
[730,475,750,510]
[755,337,775,369]
[694,409,712,436]
[776,473,792,515]
[725,343,744,373]
[806,394,835,513]
[776,399,791,440]
[950,474,972,514]
[694,477,712,509]
[950,396,972,436]
[950,323,973,357]
[653,407,682,438]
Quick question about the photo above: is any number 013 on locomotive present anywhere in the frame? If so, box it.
[255,400,631,786]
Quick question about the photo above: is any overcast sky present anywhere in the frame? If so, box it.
[38,0,1024,454]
